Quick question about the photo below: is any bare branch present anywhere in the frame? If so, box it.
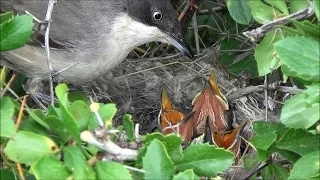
[38,0,57,105]
[243,3,315,41]
[81,131,138,161]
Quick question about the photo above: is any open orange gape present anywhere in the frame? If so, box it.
[158,71,248,159]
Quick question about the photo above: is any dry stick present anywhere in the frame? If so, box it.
[81,131,138,161]
[178,1,191,21]
[16,95,28,130]
[243,3,315,41]
[226,84,303,102]
[1,74,16,97]
[192,13,200,54]
[0,66,7,84]
[230,139,251,180]
[41,0,57,105]
[197,6,223,15]
[15,95,28,180]
[16,163,26,180]
[264,75,268,122]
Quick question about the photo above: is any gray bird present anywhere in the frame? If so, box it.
[0,0,193,84]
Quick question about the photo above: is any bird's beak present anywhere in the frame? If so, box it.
[166,33,194,58]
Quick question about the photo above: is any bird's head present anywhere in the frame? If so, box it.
[117,0,193,58]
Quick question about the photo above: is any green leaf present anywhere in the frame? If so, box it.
[289,151,320,179]
[226,0,252,24]
[94,161,132,180]
[278,25,306,37]
[256,148,268,162]
[63,146,96,180]
[143,139,174,180]
[291,0,309,14]
[305,83,320,105]
[277,129,320,156]
[55,83,69,108]
[274,37,320,81]
[173,169,199,180]
[0,97,16,137]
[4,131,60,165]
[252,121,288,138]
[43,115,70,143]
[19,118,48,137]
[248,0,282,24]
[273,163,289,180]
[290,20,320,38]
[243,156,259,180]
[88,103,117,130]
[265,0,289,15]
[143,132,165,144]
[268,144,301,164]
[0,14,33,51]
[0,169,14,180]
[68,91,89,104]
[30,156,70,179]
[228,54,259,78]
[123,114,135,141]
[314,0,320,21]
[55,84,81,143]
[261,165,273,180]
[0,11,13,23]
[60,106,81,144]
[281,91,320,129]
[28,109,50,129]
[165,134,183,163]
[250,131,277,150]
[70,101,91,132]
[219,38,242,65]
[255,30,283,76]
[141,133,183,163]
[250,121,289,150]
[47,105,59,117]
[175,143,234,177]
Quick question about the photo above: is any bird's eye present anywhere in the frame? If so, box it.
[153,11,163,20]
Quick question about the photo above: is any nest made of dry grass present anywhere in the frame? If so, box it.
[80,45,278,137]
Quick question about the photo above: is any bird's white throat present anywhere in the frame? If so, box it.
[109,13,169,50]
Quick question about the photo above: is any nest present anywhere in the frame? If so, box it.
[80,46,274,138]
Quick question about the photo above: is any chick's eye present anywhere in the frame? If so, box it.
[153,11,163,20]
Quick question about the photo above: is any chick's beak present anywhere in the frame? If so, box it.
[166,33,194,58]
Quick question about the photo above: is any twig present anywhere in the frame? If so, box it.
[134,124,140,140]
[16,163,25,180]
[197,6,223,15]
[264,75,268,121]
[178,1,191,21]
[123,165,146,174]
[1,74,16,97]
[81,131,138,161]
[0,66,7,86]
[192,13,200,54]
[243,3,315,41]
[89,97,104,126]
[16,95,28,130]
[40,0,57,105]
[25,11,42,23]
[52,60,81,76]
[227,84,303,102]
[230,138,251,180]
